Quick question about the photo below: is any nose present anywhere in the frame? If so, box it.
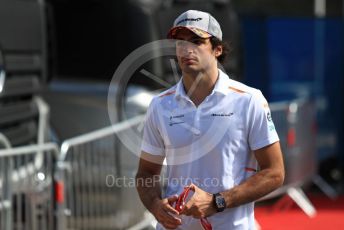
[177,41,195,55]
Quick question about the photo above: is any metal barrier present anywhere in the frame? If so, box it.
[0,143,58,230]
[35,96,50,145]
[269,98,317,189]
[55,115,153,230]
[0,133,11,149]
[0,97,321,229]
[260,98,318,216]
[0,44,5,95]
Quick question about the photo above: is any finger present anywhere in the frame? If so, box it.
[179,201,192,216]
[163,222,180,229]
[161,218,181,227]
[189,183,200,193]
[163,203,180,215]
[167,194,179,205]
[189,183,197,192]
[180,194,197,216]
[159,210,181,226]
[184,184,193,191]
[161,205,181,220]
[180,206,191,216]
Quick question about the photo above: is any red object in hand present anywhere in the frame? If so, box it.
[174,186,212,230]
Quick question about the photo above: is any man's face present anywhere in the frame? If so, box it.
[174,29,220,75]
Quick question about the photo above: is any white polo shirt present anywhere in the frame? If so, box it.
[141,69,279,230]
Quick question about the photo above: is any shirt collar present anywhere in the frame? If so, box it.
[175,69,231,100]
[213,69,231,96]
[174,77,187,100]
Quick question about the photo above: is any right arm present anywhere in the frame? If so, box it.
[136,151,181,229]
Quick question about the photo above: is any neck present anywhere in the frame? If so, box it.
[182,66,219,106]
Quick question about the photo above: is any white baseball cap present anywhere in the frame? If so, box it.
[167,10,223,41]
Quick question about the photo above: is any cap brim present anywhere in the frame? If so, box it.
[167,26,212,39]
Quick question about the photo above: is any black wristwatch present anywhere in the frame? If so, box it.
[213,193,226,212]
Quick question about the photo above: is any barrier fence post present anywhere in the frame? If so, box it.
[0,143,58,230]
[2,157,13,230]
[55,160,67,230]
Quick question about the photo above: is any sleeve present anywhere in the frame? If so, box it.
[140,99,165,156]
[247,90,279,151]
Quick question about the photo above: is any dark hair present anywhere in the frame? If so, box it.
[209,37,231,64]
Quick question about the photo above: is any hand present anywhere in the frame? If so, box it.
[151,195,182,229]
[179,184,217,218]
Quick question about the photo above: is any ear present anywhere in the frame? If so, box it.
[214,45,223,58]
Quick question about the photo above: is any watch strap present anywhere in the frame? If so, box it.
[213,193,226,212]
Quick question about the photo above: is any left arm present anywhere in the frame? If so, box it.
[181,141,284,218]
[221,141,284,208]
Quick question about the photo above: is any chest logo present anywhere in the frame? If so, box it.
[169,114,185,126]
[211,112,234,117]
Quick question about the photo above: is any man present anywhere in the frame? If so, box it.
[136,10,284,229]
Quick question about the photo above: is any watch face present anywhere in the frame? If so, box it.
[216,196,225,208]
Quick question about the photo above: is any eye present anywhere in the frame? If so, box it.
[175,38,205,47]
[190,38,204,45]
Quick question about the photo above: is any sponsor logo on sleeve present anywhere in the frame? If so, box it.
[267,112,272,122]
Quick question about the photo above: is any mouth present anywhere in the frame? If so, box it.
[181,57,197,65]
